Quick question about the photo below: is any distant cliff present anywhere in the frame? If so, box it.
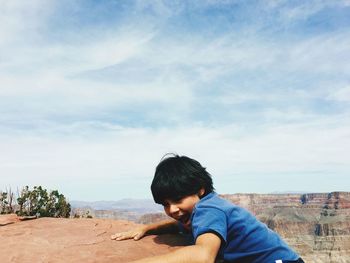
[221,192,350,263]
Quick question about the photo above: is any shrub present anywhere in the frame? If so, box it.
[0,188,14,214]
[0,186,71,218]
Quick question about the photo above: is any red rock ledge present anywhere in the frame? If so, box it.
[0,215,190,263]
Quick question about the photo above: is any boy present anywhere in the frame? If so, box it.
[111,154,304,263]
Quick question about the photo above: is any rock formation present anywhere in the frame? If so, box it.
[221,192,350,263]
[0,214,191,263]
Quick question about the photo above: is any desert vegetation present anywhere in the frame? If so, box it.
[0,186,71,218]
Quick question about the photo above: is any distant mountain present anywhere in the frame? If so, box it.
[70,199,163,213]
[268,191,309,194]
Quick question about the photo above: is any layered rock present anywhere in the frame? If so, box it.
[221,192,350,263]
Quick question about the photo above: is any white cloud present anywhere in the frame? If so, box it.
[328,85,350,102]
[0,0,53,45]
[1,28,155,76]
[277,1,328,22]
[0,71,194,123]
[288,34,350,74]
[131,30,350,87]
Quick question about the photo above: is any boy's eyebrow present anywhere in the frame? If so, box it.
[163,197,184,206]
[162,198,181,205]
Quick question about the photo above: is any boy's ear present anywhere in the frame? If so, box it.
[198,188,205,197]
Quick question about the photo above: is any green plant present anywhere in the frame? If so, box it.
[0,188,15,214]
[0,191,8,214]
[15,186,71,218]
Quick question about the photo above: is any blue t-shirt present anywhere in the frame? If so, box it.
[189,192,299,263]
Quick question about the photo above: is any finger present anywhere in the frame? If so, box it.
[111,233,123,240]
[117,232,134,240]
[116,235,129,241]
[133,233,143,240]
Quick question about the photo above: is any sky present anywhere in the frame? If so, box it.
[1,0,350,201]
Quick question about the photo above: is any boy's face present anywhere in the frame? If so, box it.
[162,189,204,229]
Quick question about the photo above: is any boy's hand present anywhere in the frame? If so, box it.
[111,226,148,241]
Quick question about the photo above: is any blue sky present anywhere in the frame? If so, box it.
[1,0,349,201]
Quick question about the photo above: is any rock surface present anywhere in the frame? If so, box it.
[0,214,20,226]
[0,215,190,263]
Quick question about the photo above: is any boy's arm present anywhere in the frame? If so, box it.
[129,232,221,263]
[111,219,178,241]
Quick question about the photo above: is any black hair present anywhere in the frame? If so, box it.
[151,154,214,205]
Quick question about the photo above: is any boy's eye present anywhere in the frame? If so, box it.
[161,196,184,207]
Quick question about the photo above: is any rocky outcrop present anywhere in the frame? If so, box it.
[0,215,192,263]
[221,192,350,263]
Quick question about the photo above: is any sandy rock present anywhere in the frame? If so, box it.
[0,214,20,226]
[0,216,190,263]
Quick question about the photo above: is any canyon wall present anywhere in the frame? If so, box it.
[221,192,350,263]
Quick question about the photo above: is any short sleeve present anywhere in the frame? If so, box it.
[191,206,227,244]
